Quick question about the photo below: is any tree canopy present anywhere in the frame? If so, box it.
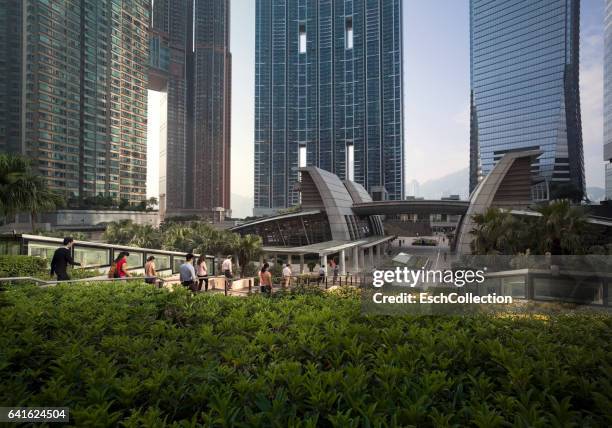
[0,153,64,229]
[470,200,594,255]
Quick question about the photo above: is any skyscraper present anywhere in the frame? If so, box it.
[469,0,584,199]
[254,0,404,216]
[13,0,150,205]
[151,0,232,219]
[605,0,612,199]
[0,0,22,155]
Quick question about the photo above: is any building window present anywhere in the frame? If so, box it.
[299,144,307,168]
[346,141,354,181]
[345,17,353,50]
[299,23,306,54]
[74,247,110,267]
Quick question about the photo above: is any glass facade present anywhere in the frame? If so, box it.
[74,247,110,268]
[149,254,171,271]
[605,0,612,199]
[151,0,232,217]
[16,0,149,205]
[27,242,57,260]
[234,210,383,247]
[254,0,404,215]
[0,235,213,275]
[469,0,584,198]
[149,34,170,72]
[236,212,333,247]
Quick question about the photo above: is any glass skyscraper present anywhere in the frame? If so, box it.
[1,0,150,205]
[254,0,404,216]
[605,0,612,199]
[469,0,584,199]
[151,0,232,219]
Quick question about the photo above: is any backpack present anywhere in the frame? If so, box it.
[108,262,118,279]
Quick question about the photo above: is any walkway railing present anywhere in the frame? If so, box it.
[0,272,374,296]
[265,272,373,290]
[0,275,168,288]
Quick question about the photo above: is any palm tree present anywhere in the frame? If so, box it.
[23,174,64,231]
[103,220,141,245]
[146,197,158,211]
[162,224,199,252]
[534,199,587,255]
[236,234,263,277]
[129,224,163,249]
[470,207,523,255]
[0,154,31,218]
[0,154,63,229]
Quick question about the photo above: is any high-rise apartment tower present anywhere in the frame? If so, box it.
[254,0,404,216]
[151,0,231,219]
[6,0,150,204]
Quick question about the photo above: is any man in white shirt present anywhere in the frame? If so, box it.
[222,255,233,290]
[282,263,292,289]
[179,253,198,292]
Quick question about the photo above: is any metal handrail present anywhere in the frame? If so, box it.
[0,275,171,288]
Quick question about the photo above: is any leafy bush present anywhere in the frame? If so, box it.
[325,285,361,299]
[0,282,610,426]
[0,255,100,281]
[282,283,325,297]
[0,256,48,278]
[240,261,260,278]
[66,268,103,280]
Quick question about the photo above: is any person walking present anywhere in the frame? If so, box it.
[282,263,292,289]
[332,263,339,285]
[180,253,198,292]
[110,252,131,279]
[318,265,326,285]
[50,237,81,281]
[222,255,233,291]
[260,263,272,294]
[144,256,163,287]
[196,255,209,292]
[257,261,265,293]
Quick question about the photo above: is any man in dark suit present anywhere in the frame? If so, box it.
[50,237,81,281]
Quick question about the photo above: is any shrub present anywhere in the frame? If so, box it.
[288,283,325,296]
[240,261,260,278]
[0,256,101,280]
[0,282,610,426]
[0,256,48,278]
[326,285,361,299]
[0,255,100,281]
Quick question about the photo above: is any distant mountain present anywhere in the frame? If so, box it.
[586,187,605,202]
[415,173,605,202]
[418,167,469,200]
[231,193,254,219]
[230,179,606,218]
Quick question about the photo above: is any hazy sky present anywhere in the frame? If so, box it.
[147,0,606,217]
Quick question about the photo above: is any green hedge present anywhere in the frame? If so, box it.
[0,255,100,280]
[0,256,48,278]
[0,282,610,426]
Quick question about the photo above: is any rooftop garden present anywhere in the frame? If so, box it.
[0,281,610,426]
